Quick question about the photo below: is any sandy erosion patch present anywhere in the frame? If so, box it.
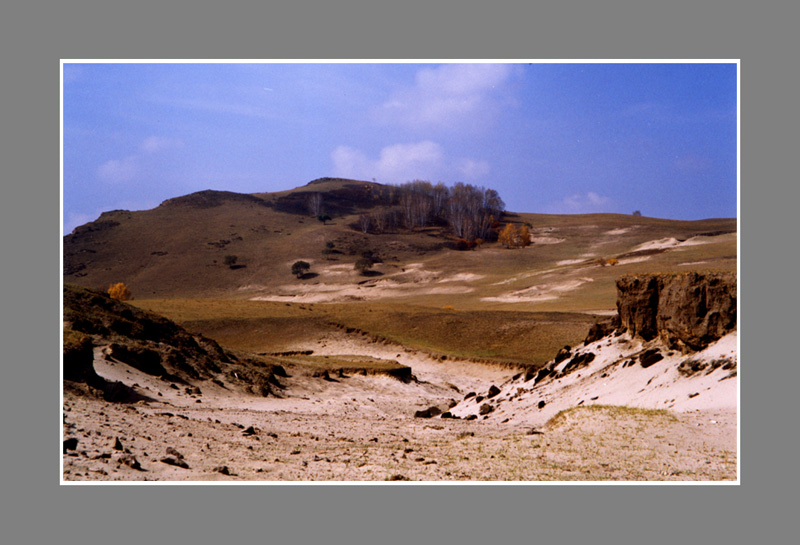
[248,262,482,303]
[450,331,737,428]
[482,277,594,303]
[632,236,716,252]
[63,328,736,481]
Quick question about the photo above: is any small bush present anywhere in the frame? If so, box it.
[354,258,373,275]
[107,282,132,301]
[291,260,311,278]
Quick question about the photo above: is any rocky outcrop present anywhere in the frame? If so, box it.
[616,272,736,350]
[63,283,285,398]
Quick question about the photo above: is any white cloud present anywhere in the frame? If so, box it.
[332,141,443,183]
[97,136,182,184]
[139,136,183,154]
[375,63,514,130]
[456,158,490,179]
[97,156,138,184]
[547,192,613,214]
[331,141,489,184]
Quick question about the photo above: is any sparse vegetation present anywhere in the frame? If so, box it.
[355,258,374,275]
[498,223,531,249]
[291,260,311,278]
[107,282,132,301]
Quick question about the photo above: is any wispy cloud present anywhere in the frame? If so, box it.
[374,64,515,131]
[139,136,183,154]
[97,156,139,184]
[331,141,490,185]
[546,192,613,214]
[97,135,184,184]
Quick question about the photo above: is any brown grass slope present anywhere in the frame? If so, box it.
[64,177,736,304]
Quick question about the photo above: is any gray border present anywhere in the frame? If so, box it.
[3,0,793,543]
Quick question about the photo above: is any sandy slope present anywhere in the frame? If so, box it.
[63,329,737,482]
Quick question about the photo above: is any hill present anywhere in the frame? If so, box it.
[63,177,736,311]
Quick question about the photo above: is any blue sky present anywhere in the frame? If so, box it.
[62,61,738,234]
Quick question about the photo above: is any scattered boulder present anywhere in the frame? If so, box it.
[414,406,442,419]
[639,348,664,368]
[479,403,494,415]
[161,456,189,469]
[113,437,124,451]
[116,453,143,470]
[584,317,619,345]
[533,367,552,385]
[537,400,546,409]
[487,385,501,398]
[554,346,572,364]
[242,426,258,436]
[63,438,79,453]
[562,352,596,374]
[213,465,231,475]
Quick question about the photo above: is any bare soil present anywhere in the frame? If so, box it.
[63,333,736,482]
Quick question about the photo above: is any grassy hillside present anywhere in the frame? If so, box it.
[66,178,736,367]
[64,178,736,308]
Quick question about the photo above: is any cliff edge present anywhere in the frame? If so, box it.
[616,272,736,351]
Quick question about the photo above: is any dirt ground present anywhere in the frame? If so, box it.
[62,333,737,482]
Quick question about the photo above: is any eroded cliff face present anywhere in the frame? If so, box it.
[616,272,737,351]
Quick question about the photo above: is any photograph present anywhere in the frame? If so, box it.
[61,60,738,482]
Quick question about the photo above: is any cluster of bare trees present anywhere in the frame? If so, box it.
[359,180,505,241]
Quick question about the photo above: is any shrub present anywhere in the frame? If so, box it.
[354,258,373,275]
[107,282,132,301]
[291,260,311,278]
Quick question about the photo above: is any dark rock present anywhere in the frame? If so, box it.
[554,346,572,364]
[242,426,258,436]
[414,406,442,418]
[479,403,494,415]
[117,453,143,470]
[160,456,189,469]
[63,438,79,453]
[688,392,700,399]
[388,474,410,481]
[639,348,664,368]
[562,352,595,374]
[113,437,124,451]
[616,272,736,349]
[584,318,619,345]
[487,385,501,398]
[475,396,484,403]
[465,414,478,421]
[440,411,458,419]
[463,392,476,400]
[213,465,231,475]
[534,367,552,385]
[165,446,184,459]
[537,400,546,409]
